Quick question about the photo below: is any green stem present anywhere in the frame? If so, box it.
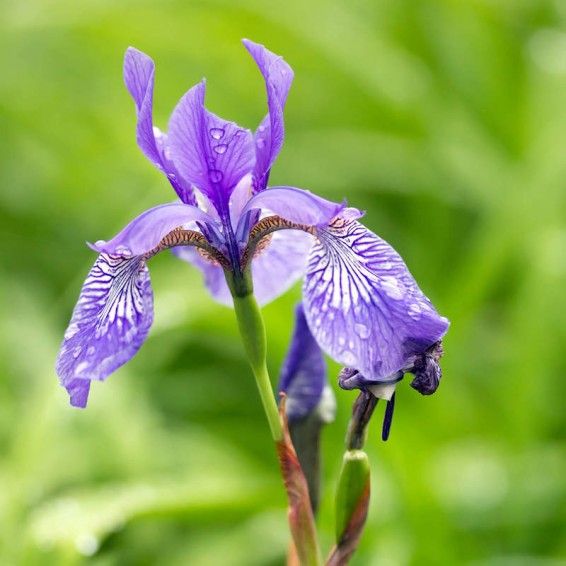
[227,269,321,564]
[246,354,282,442]
[228,270,282,441]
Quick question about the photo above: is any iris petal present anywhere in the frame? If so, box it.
[93,203,214,257]
[241,186,346,228]
[123,47,195,204]
[168,81,256,214]
[56,253,154,407]
[242,39,294,192]
[278,303,327,422]
[303,218,449,381]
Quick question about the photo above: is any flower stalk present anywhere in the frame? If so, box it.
[228,277,322,564]
[228,269,282,441]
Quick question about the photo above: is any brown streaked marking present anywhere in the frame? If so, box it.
[143,227,231,270]
[241,216,316,270]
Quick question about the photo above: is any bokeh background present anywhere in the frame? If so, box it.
[1,0,565,564]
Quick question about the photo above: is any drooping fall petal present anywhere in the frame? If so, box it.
[303,217,449,381]
[56,253,154,407]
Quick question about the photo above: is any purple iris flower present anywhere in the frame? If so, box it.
[56,40,449,409]
[278,302,335,513]
[278,303,335,424]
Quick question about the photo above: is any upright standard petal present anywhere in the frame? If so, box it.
[168,81,256,214]
[123,47,195,204]
[93,203,215,256]
[278,303,328,422]
[303,218,449,381]
[240,186,347,229]
[56,253,154,407]
[242,39,294,192]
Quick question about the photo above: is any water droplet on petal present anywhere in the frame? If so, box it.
[210,128,224,140]
[75,361,89,374]
[94,240,106,248]
[114,246,133,258]
[380,276,404,300]
[214,144,228,154]
[72,346,83,359]
[408,304,422,320]
[419,300,432,312]
[342,351,356,366]
[257,125,266,133]
[64,323,80,340]
[338,337,346,346]
[354,323,371,339]
[87,346,96,356]
[208,169,223,183]
[256,138,266,149]
[167,173,176,181]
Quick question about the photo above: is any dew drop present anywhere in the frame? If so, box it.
[354,323,370,339]
[380,276,404,300]
[408,304,422,321]
[114,246,133,258]
[338,337,346,346]
[256,138,266,149]
[64,323,80,340]
[167,173,176,181]
[72,346,83,359]
[94,240,106,248]
[87,346,96,356]
[419,300,432,312]
[208,169,223,183]
[257,125,266,133]
[342,351,356,366]
[210,128,224,140]
[214,144,228,154]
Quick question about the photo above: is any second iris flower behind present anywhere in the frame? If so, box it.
[56,40,449,408]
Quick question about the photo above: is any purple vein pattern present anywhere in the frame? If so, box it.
[56,39,449,409]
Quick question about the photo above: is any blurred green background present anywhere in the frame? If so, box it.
[1,0,565,564]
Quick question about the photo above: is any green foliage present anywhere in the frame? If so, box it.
[1,0,565,563]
